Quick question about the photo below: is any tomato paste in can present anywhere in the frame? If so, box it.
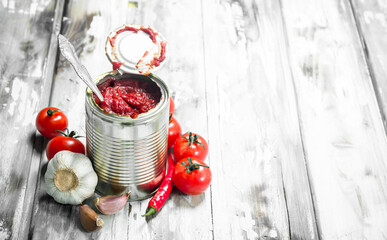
[85,25,169,200]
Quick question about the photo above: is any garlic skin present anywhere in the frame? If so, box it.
[94,192,131,215]
[45,151,98,205]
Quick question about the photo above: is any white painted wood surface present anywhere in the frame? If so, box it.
[202,0,318,239]
[350,0,387,129]
[281,0,387,238]
[0,0,64,239]
[1,0,387,239]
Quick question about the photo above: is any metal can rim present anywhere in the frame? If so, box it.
[85,70,169,125]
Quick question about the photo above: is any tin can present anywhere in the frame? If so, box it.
[85,71,169,200]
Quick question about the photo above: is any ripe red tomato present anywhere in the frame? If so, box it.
[168,115,182,149]
[173,157,212,195]
[36,107,68,139]
[46,130,85,160]
[173,132,208,162]
[169,97,175,114]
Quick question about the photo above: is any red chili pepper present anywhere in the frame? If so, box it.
[142,152,175,216]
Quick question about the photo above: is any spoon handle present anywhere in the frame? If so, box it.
[58,34,104,102]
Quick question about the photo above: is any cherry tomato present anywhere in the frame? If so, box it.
[36,107,68,139]
[46,130,85,160]
[169,97,175,114]
[173,157,212,195]
[168,114,182,149]
[173,132,208,162]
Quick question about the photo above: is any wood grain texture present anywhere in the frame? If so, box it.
[2,0,387,239]
[0,0,63,239]
[29,0,213,239]
[350,0,387,132]
[128,0,213,238]
[30,1,130,239]
[202,0,318,239]
[281,0,387,238]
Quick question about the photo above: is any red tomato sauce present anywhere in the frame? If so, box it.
[109,26,140,47]
[108,25,157,48]
[93,78,161,118]
[137,41,166,74]
[112,61,122,70]
[107,25,167,74]
[152,41,167,67]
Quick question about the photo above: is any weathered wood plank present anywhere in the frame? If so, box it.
[202,0,318,239]
[350,0,387,133]
[0,0,64,239]
[29,0,213,239]
[30,0,129,238]
[281,0,387,238]
[6,0,387,238]
[128,0,213,238]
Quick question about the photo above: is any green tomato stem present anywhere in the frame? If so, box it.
[182,157,210,173]
[55,129,83,138]
[46,109,60,116]
[179,132,206,149]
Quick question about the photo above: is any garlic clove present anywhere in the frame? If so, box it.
[94,192,131,215]
[80,204,104,232]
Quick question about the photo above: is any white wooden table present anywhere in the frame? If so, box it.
[1,0,387,239]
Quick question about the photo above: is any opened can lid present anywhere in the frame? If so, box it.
[105,24,167,75]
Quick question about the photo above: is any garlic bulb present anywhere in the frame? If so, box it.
[45,151,98,205]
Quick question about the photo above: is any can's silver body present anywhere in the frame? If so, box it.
[85,72,169,200]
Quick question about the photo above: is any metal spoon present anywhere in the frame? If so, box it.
[58,34,104,102]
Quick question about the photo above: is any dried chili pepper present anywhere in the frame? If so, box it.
[142,152,175,216]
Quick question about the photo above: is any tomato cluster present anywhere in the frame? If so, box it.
[168,97,212,195]
[36,107,85,160]
[37,97,212,196]
[143,97,211,218]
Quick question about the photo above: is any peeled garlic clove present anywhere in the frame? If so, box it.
[80,204,104,232]
[94,192,131,215]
